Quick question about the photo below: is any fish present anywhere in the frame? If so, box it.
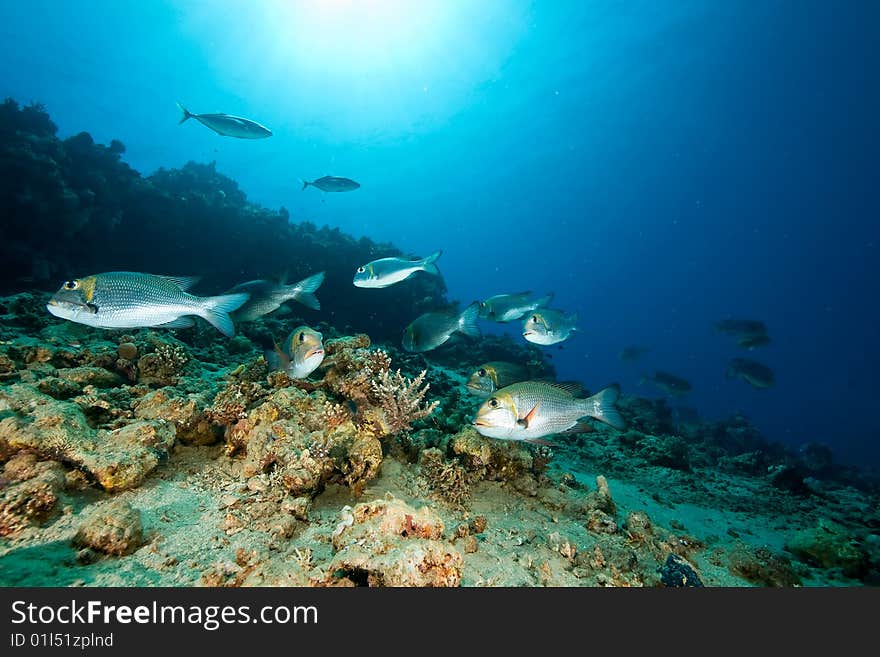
[727,357,775,389]
[472,381,624,442]
[522,309,577,345]
[736,334,772,350]
[618,345,650,362]
[479,291,554,323]
[714,319,768,337]
[639,371,692,397]
[177,103,272,139]
[301,176,360,192]
[265,326,325,379]
[46,271,248,337]
[402,302,481,353]
[353,251,442,288]
[227,271,325,322]
[466,361,530,397]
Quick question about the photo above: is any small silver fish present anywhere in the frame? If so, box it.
[266,326,325,379]
[228,271,325,322]
[714,319,768,337]
[353,251,442,288]
[466,362,530,397]
[177,103,272,139]
[46,271,248,337]
[301,176,360,192]
[479,291,553,323]
[402,302,481,353]
[522,309,578,345]
[472,381,624,442]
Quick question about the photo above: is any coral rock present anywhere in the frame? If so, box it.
[785,520,870,579]
[73,500,144,555]
[134,389,219,445]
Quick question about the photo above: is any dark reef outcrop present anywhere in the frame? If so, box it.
[0,99,444,342]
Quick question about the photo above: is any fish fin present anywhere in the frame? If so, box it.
[420,250,443,276]
[582,384,625,431]
[559,419,594,436]
[156,317,196,329]
[158,275,201,291]
[177,102,193,124]
[524,437,558,446]
[287,271,324,310]
[198,292,249,338]
[300,179,310,191]
[264,341,289,372]
[536,292,554,308]
[457,302,482,338]
[518,403,541,429]
[543,381,587,397]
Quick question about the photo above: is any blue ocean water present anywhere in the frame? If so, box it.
[0,0,876,464]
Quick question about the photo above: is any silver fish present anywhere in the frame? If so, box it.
[479,291,553,323]
[639,371,692,397]
[228,271,325,322]
[402,302,481,353]
[353,251,441,288]
[266,326,325,379]
[714,319,768,337]
[177,103,272,139]
[301,176,360,192]
[522,309,578,345]
[466,361,529,397]
[618,345,650,362]
[473,381,624,442]
[46,271,248,337]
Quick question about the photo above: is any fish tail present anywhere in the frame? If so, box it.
[288,271,325,310]
[420,250,443,276]
[457,301,482,338]
[177,102,193,124]
[300,179,310,191]
[582,384,625,430]
[197,292,249,337]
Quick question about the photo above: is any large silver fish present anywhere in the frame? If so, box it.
[522,309,578,345]
[353,251,441,288]
[301,176,360,192]
[479,291,553,323]
[265,326,325,379]
[46,272,248,337]
[228,271,325,322]
[473,381,624,443]
[177,103,272,139]
[402,302,481,353]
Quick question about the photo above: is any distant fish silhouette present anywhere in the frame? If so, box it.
[301,176,361,192]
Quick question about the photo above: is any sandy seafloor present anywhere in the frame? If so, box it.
[1,304,877,588]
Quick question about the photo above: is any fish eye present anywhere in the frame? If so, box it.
[478,368,487,377]
[489,398,499,408]
[298,332,306,343]
[64,280,79,290]
[357,267,365,273]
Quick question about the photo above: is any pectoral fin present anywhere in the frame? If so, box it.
[517,403,541,429]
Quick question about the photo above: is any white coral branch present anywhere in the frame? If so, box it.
[370,369,439,435]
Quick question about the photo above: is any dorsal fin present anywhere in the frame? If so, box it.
[158,275,201,291]
[543,381,587,397]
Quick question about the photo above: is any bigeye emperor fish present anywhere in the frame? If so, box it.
[522,309,578,346]
[177,103,272,139]
[353,251,442,288]
[472,381,625,443]
[46,272,248,337]
[402,302,481,353]
[466,361,529,397]
[265,326,325,379]
[228,271,325,322]
[479,291,553,323]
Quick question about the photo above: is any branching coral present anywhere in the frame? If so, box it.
[370,369,439,437]
[138,342,190,386]
[419,448,471,509]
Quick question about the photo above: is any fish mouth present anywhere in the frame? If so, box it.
[306,348,324,359]
[522,330,534,337]
[472,418,491,427]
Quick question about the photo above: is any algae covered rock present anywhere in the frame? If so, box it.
[451,426,533,481]
[134,388,219,445]
[785,520,870,579]
[73,499,144,555]
[328,497,462,587]
[0,455,66,536]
